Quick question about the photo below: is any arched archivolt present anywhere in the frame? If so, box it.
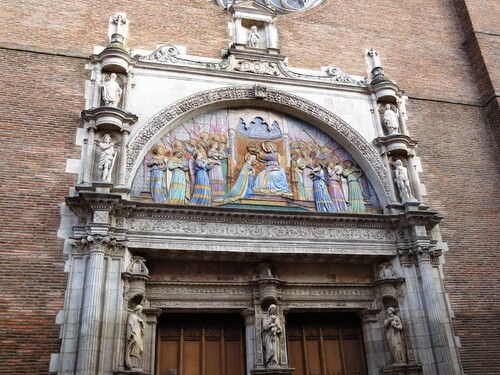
[126,86,393,208]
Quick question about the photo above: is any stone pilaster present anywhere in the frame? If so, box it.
[415,247,455,374]
[358,309,385,374]
[75,237,107,374]
[242,309,256,375]
[81,126,96,185]
[117,128,130,187]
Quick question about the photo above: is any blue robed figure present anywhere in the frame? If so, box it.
[250,142,289,194]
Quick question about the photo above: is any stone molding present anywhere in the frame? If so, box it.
[136,45,364,86]
[146,281,375,310]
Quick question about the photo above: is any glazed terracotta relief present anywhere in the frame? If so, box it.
[131,109,381,213]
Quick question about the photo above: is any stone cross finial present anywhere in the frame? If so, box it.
[109,12,128,45]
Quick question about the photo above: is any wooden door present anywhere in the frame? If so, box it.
[287,313,367,375]
[156,314,245,375]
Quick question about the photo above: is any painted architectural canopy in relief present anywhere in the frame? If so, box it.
[131,109,381,213]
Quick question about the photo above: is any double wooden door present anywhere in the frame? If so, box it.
[156,312,367,375]
[156,314,245,375]
[286,313,367,375]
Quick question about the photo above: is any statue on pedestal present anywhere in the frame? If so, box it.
[101,73,122,107]
[247,25,260,48]
[383,104,400,134]
[98,134,117,182]
[126,305,145,370]
[383,307,407,364]
[394,160,414,201]
[262,304,282,367]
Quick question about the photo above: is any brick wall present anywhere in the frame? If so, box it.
[0,0,498,373]
[0,49,86,374]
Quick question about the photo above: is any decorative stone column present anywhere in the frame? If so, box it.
[358,309,385,374]
[242,309,256,375]
[265,20,278,49]
[142,308,161,374]
[117,127,131,187]
[415,247,455,375]
[75,235,108,375]
[81,126,96,185]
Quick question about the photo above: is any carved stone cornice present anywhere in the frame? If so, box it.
[66,192,122,215]
[81,106,138,132]
[91,45,137,74]
[373,134,418,157]
[134,45,365,87]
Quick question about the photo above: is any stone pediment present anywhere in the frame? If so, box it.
[229,0,278,18]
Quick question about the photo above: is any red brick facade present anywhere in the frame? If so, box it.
[0,1,498,374]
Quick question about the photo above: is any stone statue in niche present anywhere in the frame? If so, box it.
[342,160,366,213]
[98,134,117,182]
[147,145,168,202]
[126,305,145,370]
[383,104,400,134]
[394,159,414,201]
[383,307,407,364]
[101,73,122,107]
[247,25,260,48]
[262,304,282,367]
[248,142,289,194]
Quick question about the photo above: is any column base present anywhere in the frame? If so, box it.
[381,363,422,375]
[114,369,151,375]
[251,367,295,375]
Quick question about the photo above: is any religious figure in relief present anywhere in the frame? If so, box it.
[311,166,337,212]
[262,304,282,367]
[383,307,407,364]
[342,160,366,213]
[190,151,214,205]
[101,73,122,107]
[326,162,348,212]
[222,153,256,201]
[297,150,314,200]
[147,145,168,202]
[98,134,117,182]
[207,139,226,200]
[249,142,289,194]
[394,159,414,201]
[166,148,190,204]
[247,25,260,48]
[126,305,145,370]
[383,104,400,134]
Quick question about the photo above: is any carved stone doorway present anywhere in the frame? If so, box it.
[286,313,367,375]
[156,313,246,375]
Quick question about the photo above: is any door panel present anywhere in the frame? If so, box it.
[287,313,367,375]
[157,314,245,375]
